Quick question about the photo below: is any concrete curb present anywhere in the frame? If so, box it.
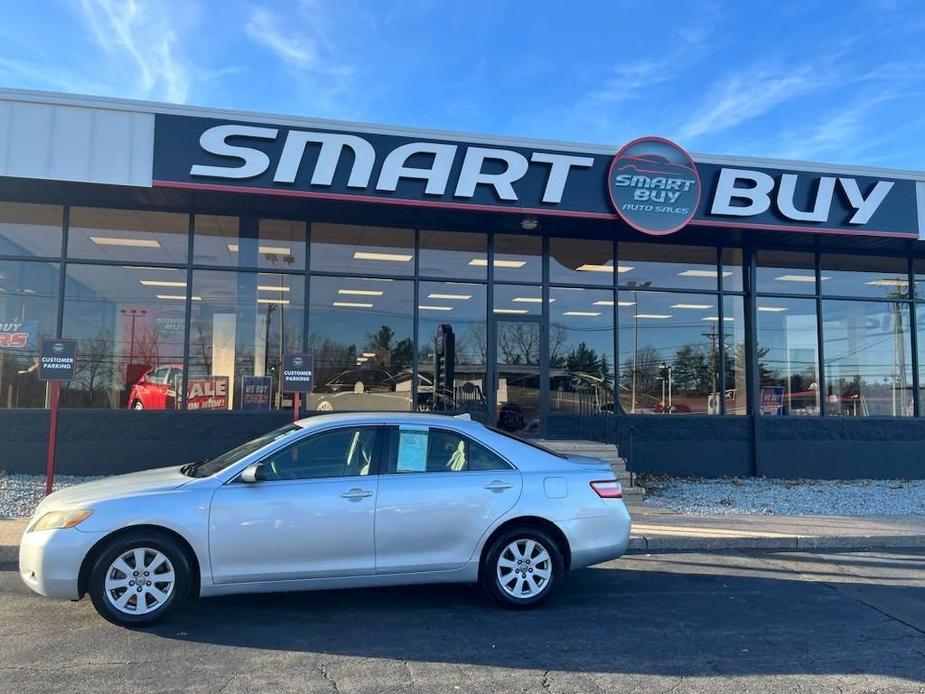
[627,534,925,553]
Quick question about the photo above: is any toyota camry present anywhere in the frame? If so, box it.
[19,413,631,627]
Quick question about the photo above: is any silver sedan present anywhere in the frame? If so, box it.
[19,413,631,627]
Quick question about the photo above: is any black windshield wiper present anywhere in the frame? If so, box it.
[180,459,210,477]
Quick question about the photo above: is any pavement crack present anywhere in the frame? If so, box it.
[217,672,238,693]
[541,670,552,690]
[659,676,685,694]
[318,663,341,693]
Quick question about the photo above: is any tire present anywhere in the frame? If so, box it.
[480,526,564,610]
[87,531,193,628]
[132,401,144,410]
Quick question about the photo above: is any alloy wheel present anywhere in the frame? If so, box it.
[104,547,175,615]
[496,538,552,599]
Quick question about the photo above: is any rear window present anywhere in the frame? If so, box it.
[486,426,566,458]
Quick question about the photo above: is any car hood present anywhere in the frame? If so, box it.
[37,466,191,514]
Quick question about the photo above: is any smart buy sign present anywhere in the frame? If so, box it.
[152,114,921,239]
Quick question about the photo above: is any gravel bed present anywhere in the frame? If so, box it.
[0,473,103,519]
[642,476,925,516]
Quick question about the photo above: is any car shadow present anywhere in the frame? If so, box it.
[141,554,925,679]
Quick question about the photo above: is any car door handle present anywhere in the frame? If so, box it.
[484,480,513,491]
[341,488,374,500]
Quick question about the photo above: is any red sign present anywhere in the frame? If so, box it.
[186,376,229,410]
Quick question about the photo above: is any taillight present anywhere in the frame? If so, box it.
[590,480,622,499]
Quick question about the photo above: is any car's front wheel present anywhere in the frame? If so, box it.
[87,531,193,627]
[480,526,563,609]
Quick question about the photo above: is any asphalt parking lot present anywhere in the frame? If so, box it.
[1,547,924,693]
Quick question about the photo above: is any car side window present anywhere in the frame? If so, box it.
[259,427,379,481]
[386,427,512,473]
[148,367,169,384]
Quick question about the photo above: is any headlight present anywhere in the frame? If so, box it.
[30,509,93,532]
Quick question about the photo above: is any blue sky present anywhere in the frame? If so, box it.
[1,1,923,169]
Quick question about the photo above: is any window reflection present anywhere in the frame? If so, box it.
[194,216,305,270]
[756,297,820,415]
[756,250,816,295]
[0,260,59,408]
[619,243,720,290]
[618,291,722,414]
[724,297,747,414]
[549,237,614,285]
[417,281,487,417]
[308,276,414,411]
[492,234,541,282]
[549,287,614,413]
[419,230,487,279]
[821,254,909,299]
[493,284,543,316]
[61,264,187,409]
[0,203,62,257]
[823,300,913,416]
[68,208,188,263]
[311,223,414,276]
[189,271,304,411]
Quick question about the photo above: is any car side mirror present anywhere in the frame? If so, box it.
[240,462,265,484]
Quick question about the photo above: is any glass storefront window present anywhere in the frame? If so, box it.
[417,281,487,415]
[61,264,187,409]
[821,254,909,299]
[493,234,541,283]
[311,223,414,276]
[189,270,304,411]
[618,291,721,414]
[419,230,487,279]
[67,208,188,263]
[722,248,744,293]
[756,297,820,415]
[549,287,614,413]
[822,300,913,416]
[194,216,306,270]
[619,243,720,291]
[723,296,747,414]
[494,283,543,316]
[0,260,59,408]
[756,250,816,295]
[549,237,614,285]
[0,202,63,257]
[308,275,413,412]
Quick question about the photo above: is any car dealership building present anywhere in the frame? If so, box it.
[1,88,924,479]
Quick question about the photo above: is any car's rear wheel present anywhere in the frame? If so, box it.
[480,526,563,609]
[132,400,144,410]
[88,531,192,627]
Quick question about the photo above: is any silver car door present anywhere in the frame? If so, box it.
[374,425,522,574]
[209,425,381,584]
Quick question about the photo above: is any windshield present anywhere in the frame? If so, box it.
[183,424,302,478]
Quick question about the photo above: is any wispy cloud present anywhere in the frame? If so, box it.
[76,0,195,103]
[245,7,318,68]
[678,64,834,140]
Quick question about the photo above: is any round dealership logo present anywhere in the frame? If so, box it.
[608,136,701,236]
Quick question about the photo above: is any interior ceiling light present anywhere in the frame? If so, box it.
[139,280,187,288]
[774,274,823,282]
[593,300,615,306]
[758,306,788,312]
[575,264,614,273]
[353,251,413,262]
[468,258,526,268]
[520,217,538,230]
[616,301,636,307]
[91,236,160,248]
[493,308,529,314]
[338,289,383,296]
[419,305,454,311]
[671,303,713,310]
[257,298,290,305]
[512,297,554,303]
[677,269,732,278]
[258,285,290,292]
[427,293,471,300]
[362,352,376,357]
[702,316,734,321]
[865,278,909,287]
[227,243,292,255]
[332,301,373,308]
[157,294,200,301]
[563,311,601,317]
[635,313,672,319]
